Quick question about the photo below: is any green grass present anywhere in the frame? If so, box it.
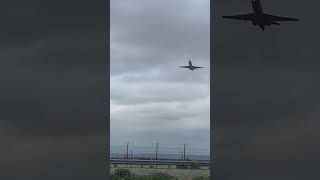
[111,169,177,180]
[176,163,188,169]
[110,168,209,180]
[192,177,209,180]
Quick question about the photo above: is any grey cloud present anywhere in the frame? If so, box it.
[111,79,209,104]
[111,0,209,75]
[111,96,209,149]
[111,0,210,150]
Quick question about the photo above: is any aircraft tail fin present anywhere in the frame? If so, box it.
[251,0,263,14]
[188,60,192,66]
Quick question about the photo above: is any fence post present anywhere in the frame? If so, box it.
[155,142,158,169]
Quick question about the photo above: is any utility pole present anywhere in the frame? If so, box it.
[131,142,133,159]
[156,142,158,160]
[126,142,129,159]
[156,142,159,169]
[183,144,186,160]
[130,150,133,168]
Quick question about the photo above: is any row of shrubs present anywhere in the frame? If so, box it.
[110,169,209,180]
[177,161,201,169]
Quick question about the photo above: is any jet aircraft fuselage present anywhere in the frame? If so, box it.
[180,60,203,71]
[222,0,299,30]
[251,0,273,29]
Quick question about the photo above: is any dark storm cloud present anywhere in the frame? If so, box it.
[0,0,107,179]
[214,0,320,179]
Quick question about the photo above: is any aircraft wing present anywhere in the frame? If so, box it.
[180,66,189,68]
[194,66,203,69]
[222,13,253,21]
[265,14,299,21]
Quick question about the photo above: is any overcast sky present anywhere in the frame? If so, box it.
[110,0,210,152]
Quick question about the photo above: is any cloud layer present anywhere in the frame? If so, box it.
[111,0,210,152]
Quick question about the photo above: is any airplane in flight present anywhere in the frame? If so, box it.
[180,59,203,71]
[222,0,299,30]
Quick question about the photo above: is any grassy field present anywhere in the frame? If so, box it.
[110,168,209,180]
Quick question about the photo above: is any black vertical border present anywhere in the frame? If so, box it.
[106,0,110,178]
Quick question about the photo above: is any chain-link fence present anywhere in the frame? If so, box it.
[110,143,209,161]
